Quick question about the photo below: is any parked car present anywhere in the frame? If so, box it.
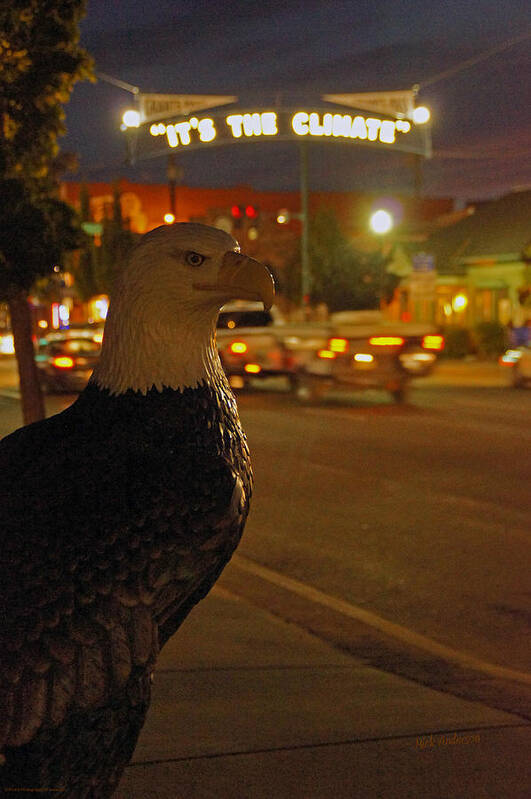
[500,345,531,388]
[35,331,102,392]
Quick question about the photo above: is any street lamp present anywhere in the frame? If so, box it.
[121,109,140,129]
[121,109,140,165]
[412,105,430,125]
[369,209,394,235]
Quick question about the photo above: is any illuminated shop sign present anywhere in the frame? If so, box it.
[143,107,429,156]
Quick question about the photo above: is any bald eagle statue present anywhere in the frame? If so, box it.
[0,223,275,797]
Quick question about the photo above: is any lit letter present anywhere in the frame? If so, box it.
[309,113,324,136]
[366,118,381,141]
[351,116,367,139]
[379,120,396,143]
[292,112,309,135]
[226,114,244,137]
[396,119,411,133]
[166,124,178,147]
[322,114,333,136]
[261,112,278,135]
[175,122,192,145]
[332,114,351,137]
[242,113,262,137]
[198,118,216,142]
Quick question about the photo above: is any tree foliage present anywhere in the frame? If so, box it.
[1,0,92,180]
[0,1,93,423]
[72,183,140,301]
[0,179,82,296]
[0,0,93,297]
[283,209,400,312]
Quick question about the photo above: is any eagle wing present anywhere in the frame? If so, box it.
[0,403,249,750]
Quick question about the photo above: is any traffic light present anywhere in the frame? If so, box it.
[231,205,244,228]
[230,204,259,230]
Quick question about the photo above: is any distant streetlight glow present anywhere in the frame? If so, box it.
[164,213,176,224]
[370,209,393,234]
[122,109,140,128]
[452,293,468,312]
[412,106,430,125]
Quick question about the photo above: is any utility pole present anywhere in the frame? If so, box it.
[299,140,310,312]
[167,153,179,218]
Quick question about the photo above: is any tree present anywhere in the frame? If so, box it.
[72,182,139,301]
[0,1,93,423]
[283,209,399,312]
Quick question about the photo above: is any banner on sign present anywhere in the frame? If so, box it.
[138,94,238,124]
[322,91,415,120]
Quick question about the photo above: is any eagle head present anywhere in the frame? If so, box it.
[91,223,275,395]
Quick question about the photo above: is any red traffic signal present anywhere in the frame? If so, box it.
[231,204,258,218]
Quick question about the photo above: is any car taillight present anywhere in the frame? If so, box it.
[422,335,444,351]
[369,336,405,346]
[328,337,348,353]
[229,341,248,354]
[53,356,75,369]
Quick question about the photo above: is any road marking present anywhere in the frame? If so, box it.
[232,554,531,686]
[302,408,369,421]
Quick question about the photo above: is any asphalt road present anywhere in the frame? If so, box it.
[1,358,530,718]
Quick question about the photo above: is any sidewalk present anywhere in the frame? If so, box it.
[413,357,510,388]
[1,370,529,797]
[115,587,530,799]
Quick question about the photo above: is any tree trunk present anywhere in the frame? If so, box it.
[8,288,45,425]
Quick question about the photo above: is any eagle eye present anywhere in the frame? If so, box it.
[185,251,205,267]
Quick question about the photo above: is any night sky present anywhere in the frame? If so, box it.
[62,0,531,201]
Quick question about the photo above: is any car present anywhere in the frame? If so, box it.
[500,345,531,388]
[35,331,102,392]
[216,302,288,388]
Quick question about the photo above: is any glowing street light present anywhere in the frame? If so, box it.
[412,105,430,125]
[452,293,468,312]
[164,213,176,224]
[121,109,140,129]
[370,209,394,235]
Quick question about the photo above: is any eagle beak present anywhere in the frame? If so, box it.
[194,251,275,310]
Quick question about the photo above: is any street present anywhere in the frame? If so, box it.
[1,358,530,722]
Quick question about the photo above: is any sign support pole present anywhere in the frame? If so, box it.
[299,140,310,312]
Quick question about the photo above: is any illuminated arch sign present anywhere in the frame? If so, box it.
[135,107,431,158]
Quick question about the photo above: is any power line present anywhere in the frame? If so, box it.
[416,29,531,90]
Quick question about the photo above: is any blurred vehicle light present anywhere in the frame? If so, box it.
[229,341,248,354]
[354,353,374,363]
[317,349,336,359]
[499,349,522,365]
[328,337,348,353]
[53,356,75,369]
[422,335,444,350]
[369,336,405,346]
[244,363,261,373]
